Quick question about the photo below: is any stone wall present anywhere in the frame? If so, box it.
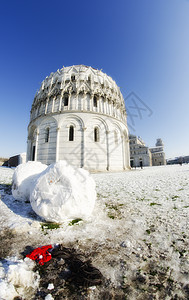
[27,112,129,171]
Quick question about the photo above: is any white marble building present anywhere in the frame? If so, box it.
[129,135,166,167]
[150,138,166,166]
[129,135,152,167]
[27,65,130,171]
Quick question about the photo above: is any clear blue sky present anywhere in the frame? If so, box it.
[0,0,189,159]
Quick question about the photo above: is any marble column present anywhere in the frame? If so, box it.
[81,127,86,168]
[45,98,49,114]
[83,92,87,111]
[35,129,39,161]
[99,96,103,113]
[52,97,55,113]
[68,93,71,110]
[59,93,63,112]
[90,94,93,111]
[105,99,108,115]
[103,98,107,114]
[56,127,60,162]
[80,93,84,111]
[75,93,79,110]
[97,97,100,113]
[106,130,110,170]
[121,135,125,170]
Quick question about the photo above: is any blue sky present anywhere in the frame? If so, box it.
[0,0,189,159]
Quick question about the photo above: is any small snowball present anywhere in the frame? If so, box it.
[12,161,47,201]
[47,283,54,290]
[45,294,54,300]
[125,240,131,247]
[89,286,96,290]
[30,160,96,222]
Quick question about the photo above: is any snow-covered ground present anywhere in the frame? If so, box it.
[0,164,189,299]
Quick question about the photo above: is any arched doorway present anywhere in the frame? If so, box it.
[130,158,134,168]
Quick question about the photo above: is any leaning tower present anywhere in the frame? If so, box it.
[156,138,164,147]
[27,65,130,171]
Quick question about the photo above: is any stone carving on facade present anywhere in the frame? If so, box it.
[77,82,91,95]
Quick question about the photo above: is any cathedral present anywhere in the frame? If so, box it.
[129,135,166,167]
[27,65,130,172]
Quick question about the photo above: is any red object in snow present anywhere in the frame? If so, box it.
[26,245,53,265]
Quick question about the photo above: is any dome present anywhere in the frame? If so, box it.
[27,65,130,172]
[30,65,126,123]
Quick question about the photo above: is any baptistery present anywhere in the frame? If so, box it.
[27,65,130,171]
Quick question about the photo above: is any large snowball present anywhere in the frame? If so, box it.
[12,162,47,201]
[30,161,96,222]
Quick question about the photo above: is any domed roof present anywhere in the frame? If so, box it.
[30,65,127,124]
[33,65,124,106]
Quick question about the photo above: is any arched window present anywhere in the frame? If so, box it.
[94,127,99,142]
[45,128,49,143]
[69,125,74,141]
[64,94,69,106]
[32,146,36,161]
[114,130,118,145]
[93,96,97,107]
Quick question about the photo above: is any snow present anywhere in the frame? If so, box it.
[0,164,189,299]
[30,161,96,222]
[0,166,14,184]
[45,294,54,300]
[0,257,39,300]
[12,161,47,201]
[47,283,54,290]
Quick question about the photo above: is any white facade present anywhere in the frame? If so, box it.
[129,135,166,167]
[150,139,166,166]
[27,65,130,172]
[129,135,152,167]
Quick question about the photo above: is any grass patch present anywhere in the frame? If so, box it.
[97,193,102,198]
[175,249,187,257]
[41,222,60,231]
[105,202,124,220]
[171,195,179,200]
[136,197,151,201]
[146,229,151,235]
[105,203,124,210]
[68,218,83,226]
[150,203,161,206]
[108,215,115,219]
[136,196,145,201]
